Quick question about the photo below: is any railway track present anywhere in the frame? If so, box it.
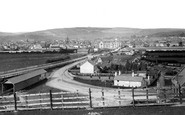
[0,55,88,79]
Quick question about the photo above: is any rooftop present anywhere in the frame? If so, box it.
[6,69,47,84]
[114,74,143,82]
[177,67,185,86]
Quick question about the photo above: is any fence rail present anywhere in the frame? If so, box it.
[0,87,185,112]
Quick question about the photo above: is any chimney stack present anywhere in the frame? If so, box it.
[118,70,121,75]
[115,72,117,76]
[132,70,135,77]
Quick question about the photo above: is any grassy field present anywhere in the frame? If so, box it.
[0,53,82,72]
[2,106,185,115]
[0,53,83,94]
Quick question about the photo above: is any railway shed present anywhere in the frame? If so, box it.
[2,69,47,93]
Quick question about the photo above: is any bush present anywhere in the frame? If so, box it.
[46,56,70,63]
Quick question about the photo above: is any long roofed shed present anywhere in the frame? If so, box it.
[4,69,47,92]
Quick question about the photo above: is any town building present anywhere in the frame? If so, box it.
[29,44,42,50]
[169,42,179,47]
[77,48,89,54]
[99,38,122,49]
[93,48,99,52]
[118,47,134,55]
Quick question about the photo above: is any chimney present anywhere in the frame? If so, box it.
[132,70,135,77]
[118,70,121,75]
[115,72,117,76]
[148,76,150,85]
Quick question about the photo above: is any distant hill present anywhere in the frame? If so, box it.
[0,27,185,42]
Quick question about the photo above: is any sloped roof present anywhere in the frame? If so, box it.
[80,60,96,66]
[6,69,47,84]
[97,62,111,68]
[100,56,113,62]
[177,67,185,86]
[88,60,96,66]
[114,74,143,82]
[119,47,133,52]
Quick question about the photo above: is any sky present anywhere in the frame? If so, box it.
[0,0,185,32]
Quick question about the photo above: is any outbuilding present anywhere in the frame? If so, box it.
[80,60,98,74]
[114,74,144,87]
[2,69,47,93]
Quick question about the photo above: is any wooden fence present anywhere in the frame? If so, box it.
[0,90,90,112]
[0,87,185,112]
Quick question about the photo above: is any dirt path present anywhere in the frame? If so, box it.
[46,60,157,106]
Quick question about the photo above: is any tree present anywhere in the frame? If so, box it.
[179,41,183,47]
[65,36,70,44]
[166,43,170,47]
[125,60,131,71]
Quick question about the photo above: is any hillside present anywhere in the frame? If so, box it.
[0,27,185,42]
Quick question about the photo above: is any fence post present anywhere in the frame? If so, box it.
[76,90,79,110]
[25,95,28,108]
[118,89,121,106]
[102,89,105,107]
[132,87,135,107]
[146,89,149,104]
[61,94,64,110]
[14,92,17,111]
[89,88,92,108]
[39,92,42,109]
[163,89,166,104]
[179,85,182,104]
[49,90,53,110]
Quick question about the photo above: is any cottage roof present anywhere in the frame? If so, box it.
[93,57,102,63]
[97,62,111,68]
[114,74,143,82]
[100,56,113,62]
[88,60,96,66]
[6,69,47,84]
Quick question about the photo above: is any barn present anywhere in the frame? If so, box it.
[114,74,144,87]
[2,69,47,93]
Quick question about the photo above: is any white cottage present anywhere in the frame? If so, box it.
[80,60,97,74]
[114,74,143,87]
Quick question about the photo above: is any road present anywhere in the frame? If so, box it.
[46,59,157,107]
